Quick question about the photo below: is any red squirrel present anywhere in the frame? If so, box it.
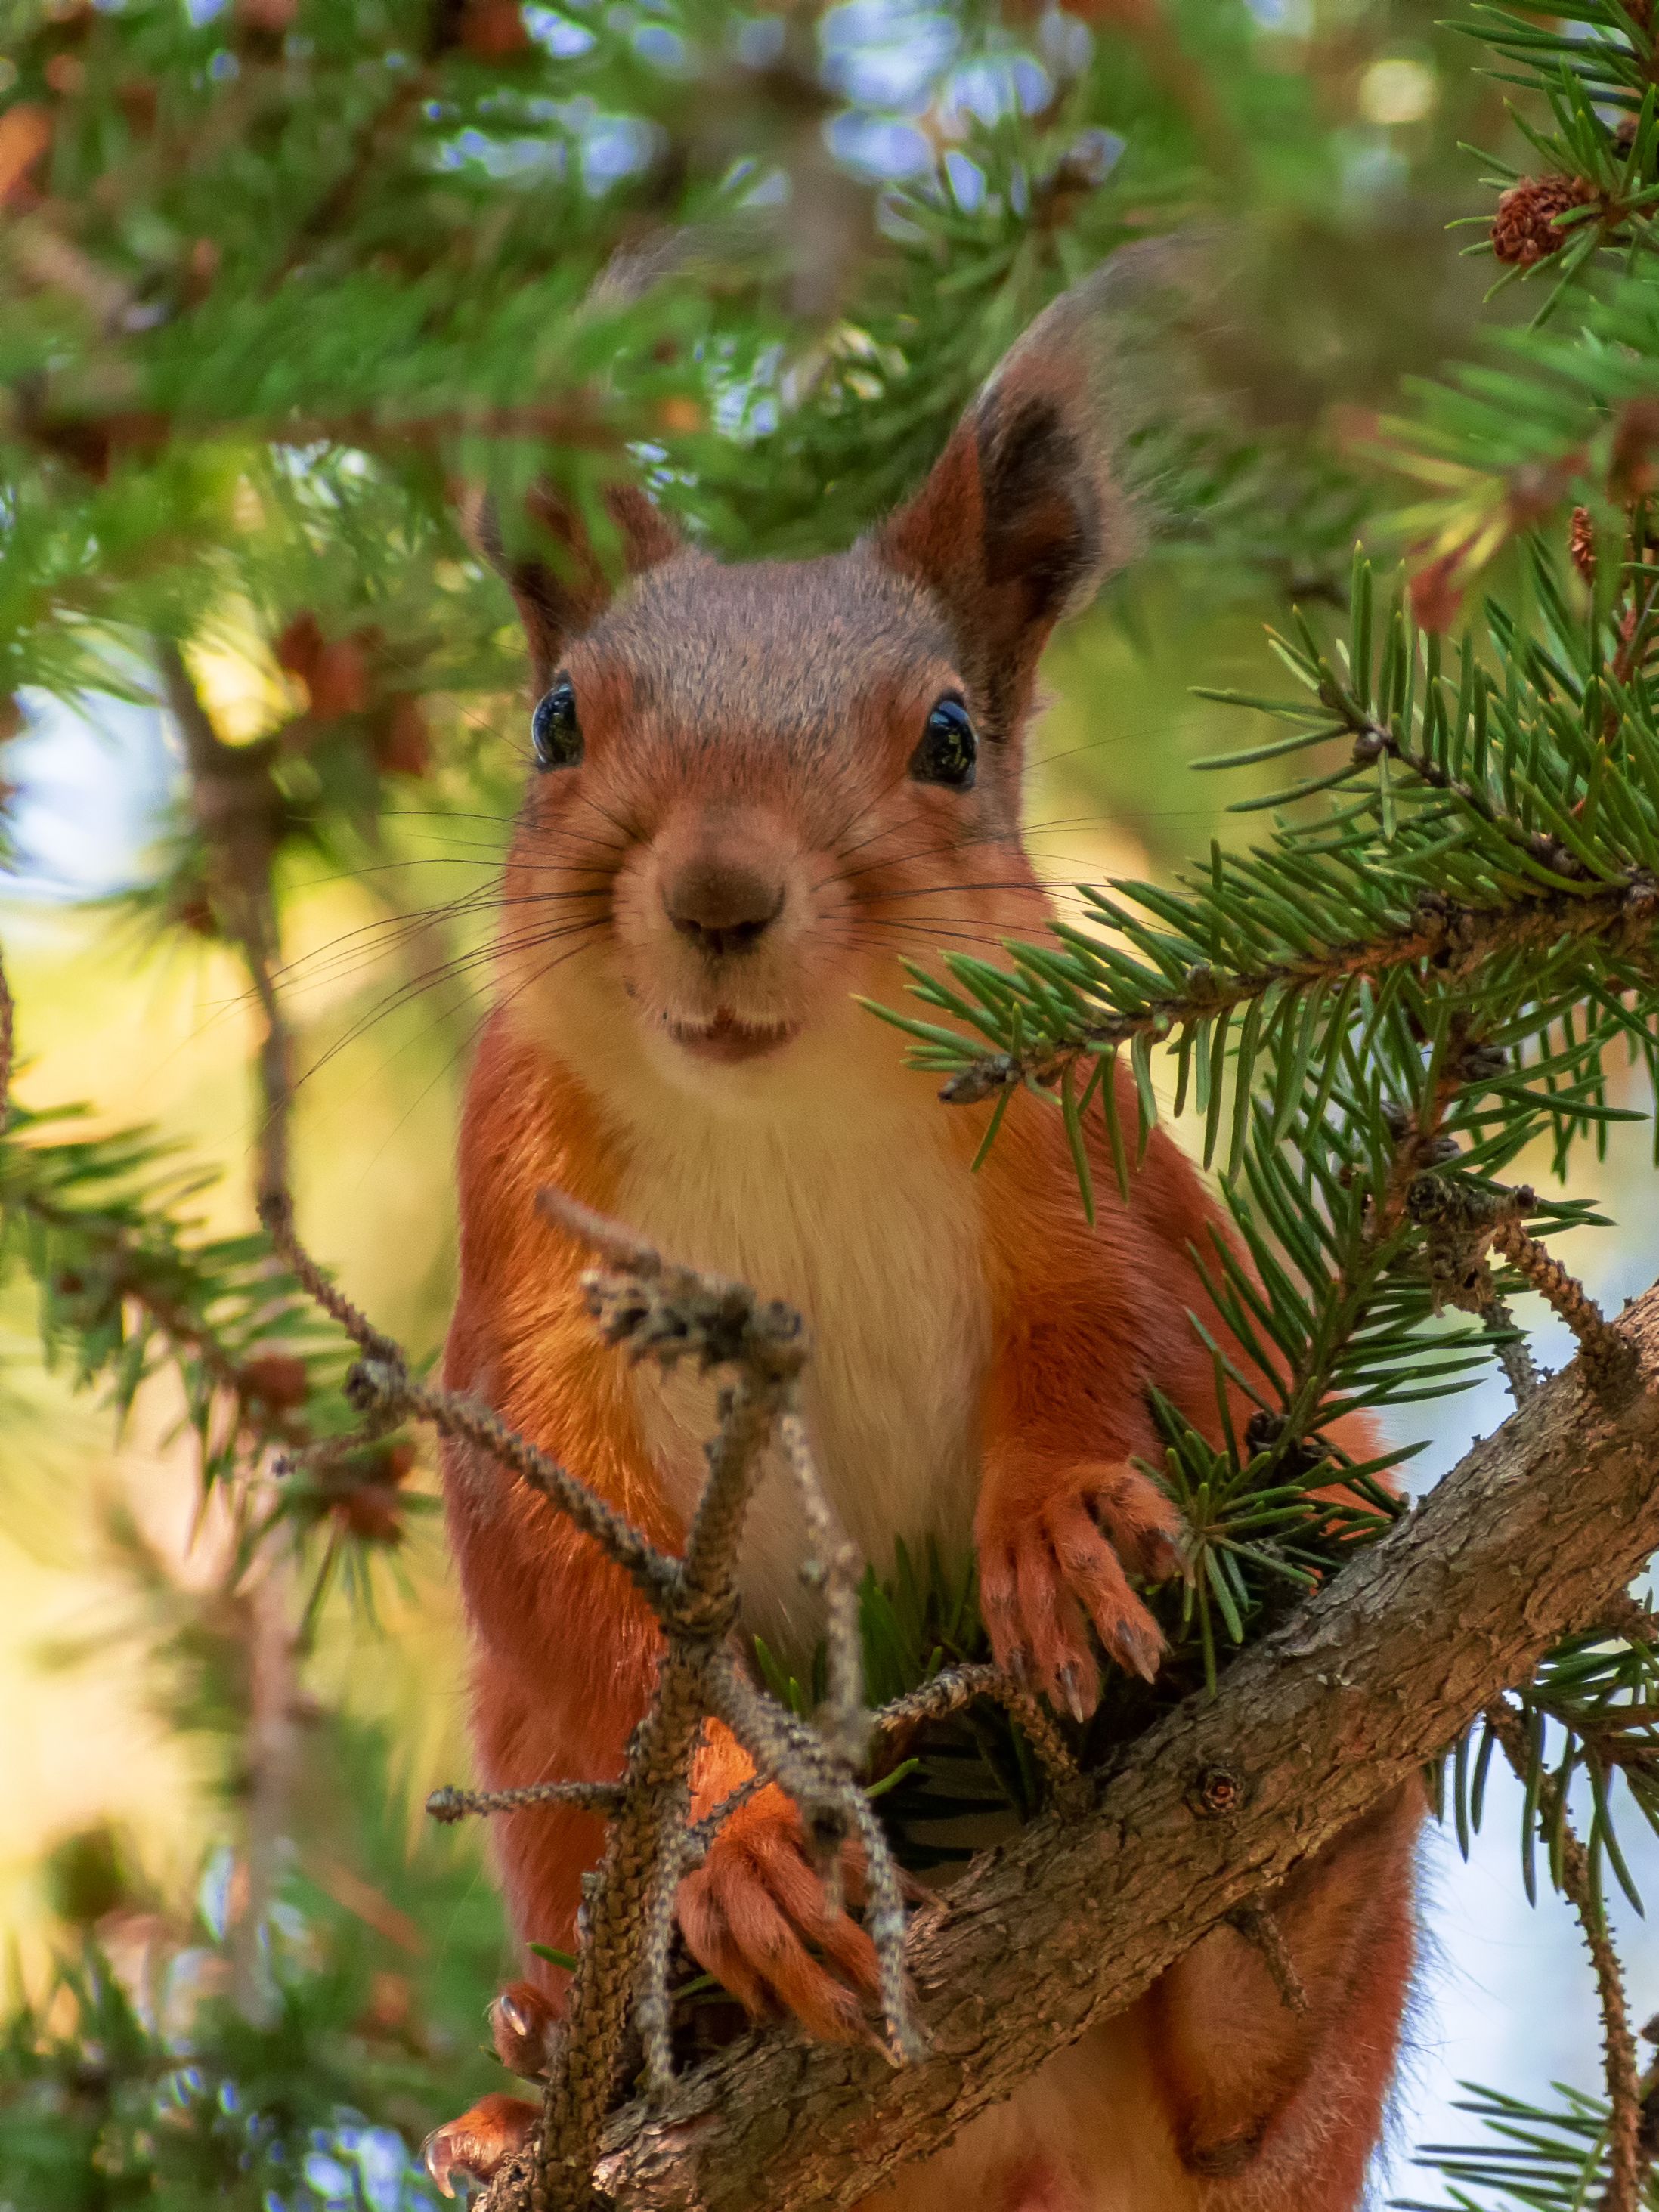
[426,278,1419,2210]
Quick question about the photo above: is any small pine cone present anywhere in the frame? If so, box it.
[373,695,432,778]
[1569,506,1596,586]
[1490,175,1600,268]
[335,1483,406,1545]
[243,1350,310,1410]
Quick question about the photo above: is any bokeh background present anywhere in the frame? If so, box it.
[2,0,1653,2203]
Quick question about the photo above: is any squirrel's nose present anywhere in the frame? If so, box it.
[664,859,785,958]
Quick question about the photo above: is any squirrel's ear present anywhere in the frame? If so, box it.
[472,481,679,688]
[877,260,1152,729]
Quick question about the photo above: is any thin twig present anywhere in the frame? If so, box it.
[260,1192,402,1365]
[1226,1901,1309,2016]
[777,1396,867,1774]
[1486,1697,1645,2212]
[266,1215,681,1607]
[155,640,295,1215]
[710,1657,921,2063]
[1487,1290,1543,1406]
[394,1371,683,1611]
[1596,1593,1659,1649]
[634,1791,694,2101]
[427,1783,627,1824]
[1491,1217,1642,1403]
[869,1663,1088,1818]
[682,1776,767,1864]
[1409,1174,1643,1404]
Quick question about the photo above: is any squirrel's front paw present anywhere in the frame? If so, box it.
[676,1784,879,2044]
[422,2093,539,2197]
[977,1459,1184,1718]
[491,1978,560,2078]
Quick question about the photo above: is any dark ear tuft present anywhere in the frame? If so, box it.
[877,249,1173,731]
[475,481,679,688]
[977,391,1103,615]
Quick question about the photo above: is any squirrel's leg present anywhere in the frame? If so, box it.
[1144,1787,1421,2206]
[975,1287,1184,1716]
[972,1102,1196,1719]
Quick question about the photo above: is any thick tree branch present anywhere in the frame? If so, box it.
[475,1279,1659,2212]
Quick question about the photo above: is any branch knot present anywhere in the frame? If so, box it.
[343,1353,412,1417]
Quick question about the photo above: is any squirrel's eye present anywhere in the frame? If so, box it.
[910,696,977,790]
[531,678,582,771]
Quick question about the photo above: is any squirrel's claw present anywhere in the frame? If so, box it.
[979,1460,1181,1715]
[422,2094,539,2198]
[677,1784,880,2046]
[491,1978,559,2078]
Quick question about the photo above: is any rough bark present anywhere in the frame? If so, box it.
[492,1279,1659,2212]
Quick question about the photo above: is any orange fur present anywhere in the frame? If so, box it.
[425,281,1419,2203]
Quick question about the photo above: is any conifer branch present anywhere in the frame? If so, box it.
[868,1664,1086,1817]
[1408,1172,1643,1403]
[156,640,294,1215]
[1,1118,337,1476]
[426,1784,628,1824]
[936,871,1659,1106]
[1490,1217,1643,1404]
[1483,1695,1648,2212]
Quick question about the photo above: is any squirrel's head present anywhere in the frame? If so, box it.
[485,274,1138,1122]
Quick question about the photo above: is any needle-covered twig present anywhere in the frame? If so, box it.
[426,1784,627,1824]
[869,1663,1087,1818]
[1408,1173,1642,1403]
[1484,1695,1648,2212]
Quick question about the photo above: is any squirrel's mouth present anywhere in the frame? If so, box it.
[666,1009,799,1065]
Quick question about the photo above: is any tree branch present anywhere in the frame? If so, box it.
[155,639,293,1212]
[1483,1696,1647,2212]
[472,1280,1659,2212]
[939,872,1659,1103]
